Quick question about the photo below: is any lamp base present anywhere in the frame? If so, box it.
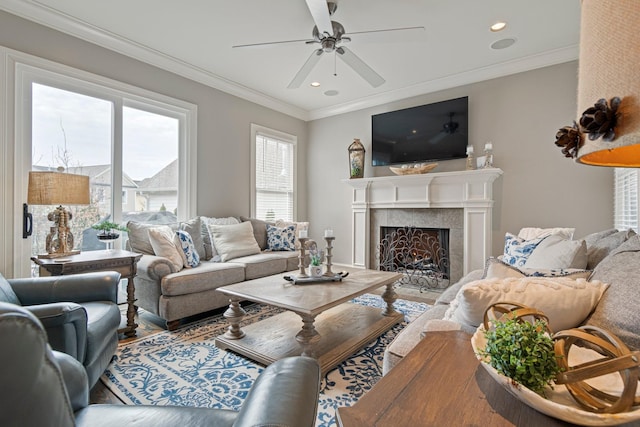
[44,205,76,256]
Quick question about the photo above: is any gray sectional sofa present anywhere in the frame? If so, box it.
[127,216,299,330]
[383,228,640,374]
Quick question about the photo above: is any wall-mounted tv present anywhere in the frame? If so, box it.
[371,96,468,166]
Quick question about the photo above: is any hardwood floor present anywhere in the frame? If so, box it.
[89,283,440,404]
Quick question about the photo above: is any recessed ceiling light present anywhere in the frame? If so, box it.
[310,82,321,87]
[490,38,516,50]
[324,90,339,96]
[490,21,507,32]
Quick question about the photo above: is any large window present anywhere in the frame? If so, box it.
[251,124,297,221]
[614,168,639,231]
[11,57,197,277]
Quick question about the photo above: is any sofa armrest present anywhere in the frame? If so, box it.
[233,357,320,427]
[53,350,89,412]
[26,302,88,362]
[9,272,120,305]
[420,319,463,339]
[136,254,176,281]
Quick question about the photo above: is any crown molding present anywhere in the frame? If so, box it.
[0,1,578,123]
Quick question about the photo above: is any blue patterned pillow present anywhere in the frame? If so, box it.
[176,230,200,268]
[502,233,547,267]
[266,224,296,251]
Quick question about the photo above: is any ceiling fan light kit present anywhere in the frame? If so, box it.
[234,0,423,89]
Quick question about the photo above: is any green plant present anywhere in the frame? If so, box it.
[481,317,562,396]
[92,221,128,234]
[309,247,322,266]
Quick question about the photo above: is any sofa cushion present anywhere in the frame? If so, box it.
[483,257,591,280]
[585,228,636,269]
[502,233,547,267]
[523,234,587,269]
[266,224,296,251]
[435,269,484,305]
[240,216,272,251]
[148,226,184,271]
[160,262,246,297]
[586,235,640,350]
[202,216,241,260]
[229,253,288,280]
[443,276,608,332]
[175,230,201,268]
[209,221,261,262]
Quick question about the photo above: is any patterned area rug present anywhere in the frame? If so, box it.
[101,294,429,427]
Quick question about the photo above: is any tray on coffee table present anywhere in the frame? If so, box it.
[283,271,349,285]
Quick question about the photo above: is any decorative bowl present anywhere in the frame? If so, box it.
[389,163,438,175]
[471,326,640,426]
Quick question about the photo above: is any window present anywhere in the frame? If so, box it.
[251,124,297,221]
[614,168,639,231]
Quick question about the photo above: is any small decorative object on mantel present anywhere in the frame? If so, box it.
[465,145,475,170]
[389,162,438,175]
[348,138,365,179]
[482,142,494,168]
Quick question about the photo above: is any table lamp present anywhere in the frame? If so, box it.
[27,168,90,257]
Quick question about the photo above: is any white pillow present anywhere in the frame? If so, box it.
[147,226,184,271]
[483,257,592,280]
[443,276,608,332]
[202,216,240,261]
[518,227,575,240]
[208,221,261,262]
[524,234,588,269]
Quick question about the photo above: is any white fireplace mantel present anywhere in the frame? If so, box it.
[342,168,503,275]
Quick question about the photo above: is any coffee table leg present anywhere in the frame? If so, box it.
[381,282,400,317]
[295,314,321,358]
[223,299,246,339]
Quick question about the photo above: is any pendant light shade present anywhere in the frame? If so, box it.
[575,1,640,167]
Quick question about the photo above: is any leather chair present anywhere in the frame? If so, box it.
[0,271,121,388]
[0,302,321,427]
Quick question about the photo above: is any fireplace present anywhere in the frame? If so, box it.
[378,226,450,291]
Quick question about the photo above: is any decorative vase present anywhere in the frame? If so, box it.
[309,264,323,277]
[348,138,365,179]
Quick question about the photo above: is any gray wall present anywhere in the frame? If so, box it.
[307,61,613,264]
[0,10,308,222]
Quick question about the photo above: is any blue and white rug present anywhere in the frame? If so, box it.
[101,294,429,427]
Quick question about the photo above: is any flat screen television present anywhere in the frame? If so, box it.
[371,96,468,166]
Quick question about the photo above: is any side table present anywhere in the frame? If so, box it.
[32,249,142,338]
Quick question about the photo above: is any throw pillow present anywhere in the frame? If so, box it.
[275,219,310,249]
[178,217,205,261]
[239,216,273,251]
[147,226,184,271]
[208,221,261,262]
[266,224,296,251]
[483,257,592,280]
[502,233,547,267]
[443,276,608,332]
[202,216,240,261]
[585,228,636,269]
[587,235,640,350]
[518,227,575,240]
[175,230,201,268]
[126,221,158,255]
[523,234,588,269]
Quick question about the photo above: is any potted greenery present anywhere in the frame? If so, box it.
[92,221,129,241]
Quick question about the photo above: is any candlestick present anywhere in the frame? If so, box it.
[297,237,309,277]
[323,236,335,276]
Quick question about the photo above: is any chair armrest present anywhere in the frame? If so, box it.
[136,254,176,281]
[26,303,88,362]
[53,350,89,412]
[233,357,320,427]
[9,272,120,305]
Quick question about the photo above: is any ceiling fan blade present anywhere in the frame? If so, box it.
[305,0,333,36]
[287,49,324,89]
[233,38,314,49]
[336,46,385,88]
[345,26,425,37]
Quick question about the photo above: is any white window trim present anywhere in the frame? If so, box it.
[250,123,297,220]
[0,46,197,277]
[614,168,639,232]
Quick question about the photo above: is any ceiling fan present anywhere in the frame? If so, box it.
[232,0,424,89]
[429,112,461,144]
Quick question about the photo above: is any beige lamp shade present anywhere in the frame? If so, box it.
[27,171,90,205]
[576,1,640,166]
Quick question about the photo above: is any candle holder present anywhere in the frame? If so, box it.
[323,236,335,276]
[297,237,310,277]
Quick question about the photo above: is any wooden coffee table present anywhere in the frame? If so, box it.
[214,268,403,374]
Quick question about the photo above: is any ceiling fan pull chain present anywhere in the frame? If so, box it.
[334,52,337,77]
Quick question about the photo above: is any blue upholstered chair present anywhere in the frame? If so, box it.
[0,271,121,388]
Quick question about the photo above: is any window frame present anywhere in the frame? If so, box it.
[5,49,197,276]
[250,123,297,221]
[614,168,639,231]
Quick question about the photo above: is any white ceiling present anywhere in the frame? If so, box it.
[0,0,581,121]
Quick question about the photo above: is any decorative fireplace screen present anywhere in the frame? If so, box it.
[377,226,450,292]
